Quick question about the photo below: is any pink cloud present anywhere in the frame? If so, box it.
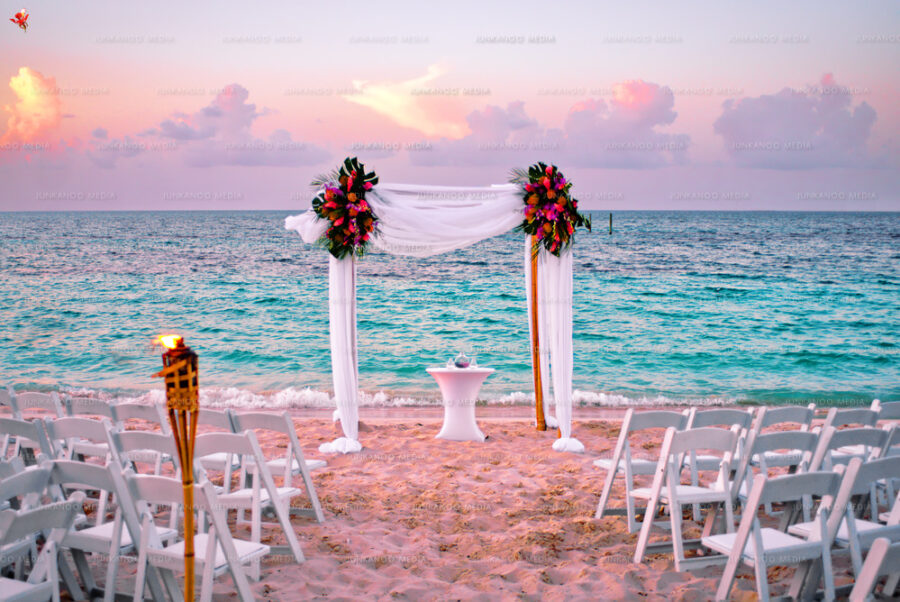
[1,67,63,145]
[411,80,689,168]
[713,74,878,169]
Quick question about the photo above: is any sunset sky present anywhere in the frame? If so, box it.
[1,0,897,210]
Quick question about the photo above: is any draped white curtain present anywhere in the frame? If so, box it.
[286,182,581,453]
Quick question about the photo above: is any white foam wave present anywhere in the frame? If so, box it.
[59,386,730,409]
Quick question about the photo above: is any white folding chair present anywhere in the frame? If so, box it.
[872,399,900,425]
[594,408,689,532]
[0,494,85,602]
[732,429,819,517]
[7,393,65,461]
[43,416,114,463]
[49,460,174,602]
[632,426,739,570]
[810,426,889,471]
[703,461,859,602]
[684,408,754,520]
[113,402,170,434]
[194,431,306,579]
[107,426,178,478]
[128,474,267,602]
[194,409,242,494]
[749,404,816,469]
[0,417,55,464]
[848,537,900,601]
[820,407,879,432]
[65,397,116,420]
[231,411,326,523]
[789,456,900,579]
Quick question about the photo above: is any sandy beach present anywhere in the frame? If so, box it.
[185,407,849,601]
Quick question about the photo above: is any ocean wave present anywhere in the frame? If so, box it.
[57,386,732,410]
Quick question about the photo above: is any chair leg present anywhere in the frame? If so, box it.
[753,554,770,602]
[716,546,741,601]
[633,493,660,564]
[670,499,685,571]
[595,465,618,519]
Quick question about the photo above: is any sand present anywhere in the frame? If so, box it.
[211,407,849,601]
[4,405,857,600]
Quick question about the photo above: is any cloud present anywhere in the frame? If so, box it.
[342,65,468,138]
[713,74,878,169]
[148,84,329,167]
[1,67,63,145]
[91,127,107,139]
[411,80,690,168]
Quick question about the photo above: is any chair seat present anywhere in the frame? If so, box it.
[0,576,52,598]
[702,528,821,563]
[244,456,326,474]
[789,517,885,544]
[147,534,269,571]
[65,521,176,553]
[630,485,729,504]
[216,486,301,507]
[593,457,657,474]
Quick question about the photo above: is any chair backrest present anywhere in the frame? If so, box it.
[823,407,879,430]
[755,404,815,431]
[688,408,754,430]
[732,430,820,501]
[849,456,900,497]
[0,387,13,411]
[0,494,84,545]
[9,391,65,418]
[627,409,690,432]
[197,408,236,431]
[230,411,305,469]
[873,400,900,422]
[66,396,117,419]
[667,426,739,457]
[0,457,24,479]
[44,416,113,458]
[113,402,170,434]
[108,429,179,470]
[848,537,900,602]
[49,459,142,529]
[0,416,54,458]
[194,430,259,461]
[811,427,890,471]
[0,465,52,506]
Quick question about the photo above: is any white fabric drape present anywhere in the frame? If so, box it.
[524,238,558,430]
[319,255,362,454]
[286,182,580,453]
[366,183,523,257]
[544,249,584,452]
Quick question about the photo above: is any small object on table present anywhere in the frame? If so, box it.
[427,365,494,442]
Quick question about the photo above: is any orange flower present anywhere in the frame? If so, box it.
[363,217,373,227]
[542,222,552,233]
[347,193,358,202]
[349,208,358,217]
[547,190,557,200]
[339,175,348,186]
[527,194,539,205]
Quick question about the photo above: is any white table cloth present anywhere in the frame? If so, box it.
[426,367,494,442]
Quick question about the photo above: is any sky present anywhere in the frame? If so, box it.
[0,0,898,211]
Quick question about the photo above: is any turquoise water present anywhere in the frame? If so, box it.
[0,211,897,408]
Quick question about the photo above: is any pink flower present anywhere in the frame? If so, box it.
[545,165,553,176]
[363,182,373,190]
[525,183,534,192]
[542,177,551,189]
[333,216,344,226]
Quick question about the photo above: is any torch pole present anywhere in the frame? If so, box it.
[530,236,546,431]
[156,339,199,602]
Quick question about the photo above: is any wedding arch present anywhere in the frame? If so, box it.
[285,158,591,454]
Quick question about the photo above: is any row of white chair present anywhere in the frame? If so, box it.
[0,458,269,601]
[594,403,900,600]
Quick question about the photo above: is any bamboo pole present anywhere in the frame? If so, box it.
[530,236,546,431]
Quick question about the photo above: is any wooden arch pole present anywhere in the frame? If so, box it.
[530,236,546,431]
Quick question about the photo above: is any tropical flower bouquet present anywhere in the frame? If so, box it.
[511,162,591,256]
[311,157,380,259]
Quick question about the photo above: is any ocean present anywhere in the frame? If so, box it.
[0,211,897,409]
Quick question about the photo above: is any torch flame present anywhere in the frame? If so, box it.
[156,334,182,350]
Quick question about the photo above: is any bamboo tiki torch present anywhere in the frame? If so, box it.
[155,334,199,602]
[530,236,546,431]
